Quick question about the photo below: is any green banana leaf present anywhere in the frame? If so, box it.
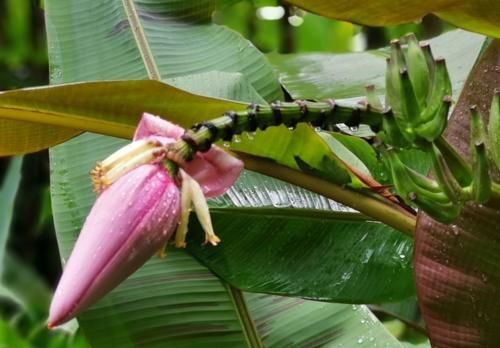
[0,318,31,348]
[414,40,500,347]
[245,293,402,347]
[0,80,245,156]
[0,156,22,274]
[46,0,407,346]
[280,0,500,39]
[268,30,484,101]
[187,172,414,303]
[51,133,404,347]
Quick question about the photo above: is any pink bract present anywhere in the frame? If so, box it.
[134,113,243,198]
[49,114,243,327]
[48,164,180,327]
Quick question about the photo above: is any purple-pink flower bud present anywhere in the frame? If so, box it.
[48,164,180,328]
[48,113,244,328]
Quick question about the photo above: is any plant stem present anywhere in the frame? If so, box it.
[172,100,385,160]
[235,152,416,237]
[166,101,417,236]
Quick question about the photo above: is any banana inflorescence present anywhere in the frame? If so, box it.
[169,33,498,225]
[385,33,452,145]
[383,34,499,223]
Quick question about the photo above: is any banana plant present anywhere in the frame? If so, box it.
[0,1,500,347]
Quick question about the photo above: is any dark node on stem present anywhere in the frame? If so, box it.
[345,107,361,128]
[296,100,309,120]
[286,118,298,130]
[198,122,218,152]
[222,111,237,141]
[311,109,327,128]
[181,132,199,155]
[246,103,258,132]
[326,99,337,122]
[191,122,203,131]
[271,101,283,126]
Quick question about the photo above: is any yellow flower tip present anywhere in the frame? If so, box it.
[90,163,109,193]
[147,139,163,147]
[175,241,187,248]
[205,233,221,246]
[157,246,167,259]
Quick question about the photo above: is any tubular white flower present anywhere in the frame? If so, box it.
[175,169,221,247]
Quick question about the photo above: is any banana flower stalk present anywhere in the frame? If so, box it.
[48,113,243,328]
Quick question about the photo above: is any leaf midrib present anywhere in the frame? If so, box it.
[120,3,264,345]
[210,207,368,222]
[122,0,161,80]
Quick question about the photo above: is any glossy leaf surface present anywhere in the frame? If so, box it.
[246,293,402,347]
[284,0,500,38]
[187,171,414,303]
[269,30,484,101]
[46,0,405,346]
[0,80,245,156]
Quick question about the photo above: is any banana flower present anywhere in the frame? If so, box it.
[48,113,243,328]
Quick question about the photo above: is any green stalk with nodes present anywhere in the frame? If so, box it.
[170,99,385,161]
[161,33,500,229]
[156,33,500,230]
[162,99,418,236]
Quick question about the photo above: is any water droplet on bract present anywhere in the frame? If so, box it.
[351,305,358,311]
[233,135,241,143]
[223,142,230,148]
[314,127,322,132]
[288,126,295,131]
[350,126,359,132]
[357,338,364,344]
[399,254,406,259]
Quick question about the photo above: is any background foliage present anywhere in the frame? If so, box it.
[0,0,477,346]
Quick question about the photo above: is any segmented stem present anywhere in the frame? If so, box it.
[170,99,385,161]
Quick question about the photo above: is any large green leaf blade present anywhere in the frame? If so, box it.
[0,156,22,272]
[246,293,403,347]
[283,0,500,38]
[45,0,282,345]
[269,30,484,101]
[0,0,282,155]
[0,80,245,155]
[187,171,414,303]
[45,0,282,100]
[45,1,407,346]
